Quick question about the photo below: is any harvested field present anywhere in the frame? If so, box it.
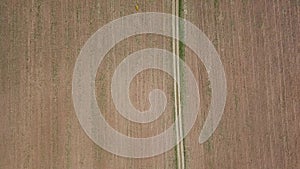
[1,0,299,169]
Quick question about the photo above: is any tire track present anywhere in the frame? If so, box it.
[172,0,186,168]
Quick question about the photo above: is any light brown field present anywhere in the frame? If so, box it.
[1,0,299,169]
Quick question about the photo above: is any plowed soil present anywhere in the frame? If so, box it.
[1,0,299,169]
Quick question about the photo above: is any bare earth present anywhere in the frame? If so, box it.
[1,0,299,169]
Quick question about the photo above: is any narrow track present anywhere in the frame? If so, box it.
[172,0,185,168]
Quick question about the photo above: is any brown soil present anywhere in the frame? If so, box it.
[1,0,299,169]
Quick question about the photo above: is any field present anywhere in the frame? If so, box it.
[1,0,299,169]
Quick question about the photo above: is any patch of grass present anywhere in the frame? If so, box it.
[214,0,219,9]
[208,160,215,169]
[242,0,248,6]
[33,0,42,39]
[234,93,239,112]
[178,0,185,61]
[206,80,212,97]
[170,88,179,168]
[97,74,107,108]
[51,113,59,169]
[204,139,213,152]
[174,140,179,169]
[52,62,58,82]
[212,38,219,48]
